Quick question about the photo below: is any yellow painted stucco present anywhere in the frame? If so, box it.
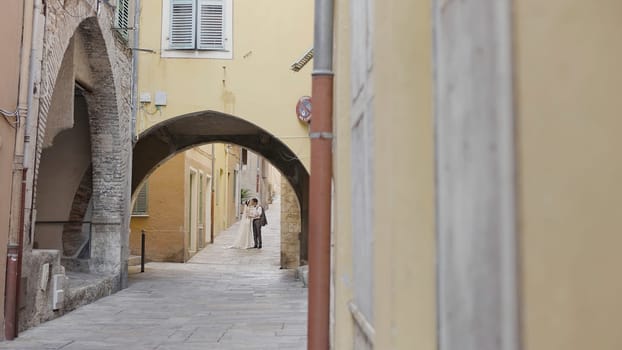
[136,0,313,170]
[130,153,186,262]
[332,0,436,348]
[372,0,436,348]
[515,1,622,349]
[331,0,354,347]
[130,146,224,262]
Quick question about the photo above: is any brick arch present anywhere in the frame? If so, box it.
[132,111,310,266]
[31,3,132,275]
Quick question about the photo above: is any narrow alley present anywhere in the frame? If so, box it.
[0,198,308,350]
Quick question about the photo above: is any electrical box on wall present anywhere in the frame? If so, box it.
[139,92,151,103]
[52,274,64,311]
[154,91,167,106]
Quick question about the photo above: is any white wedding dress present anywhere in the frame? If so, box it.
[231,205,254,249]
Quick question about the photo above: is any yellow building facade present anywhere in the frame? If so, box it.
[132,0,312,264]
[130,144,240,262]
[134,0,312,170]
[332,0,622,349]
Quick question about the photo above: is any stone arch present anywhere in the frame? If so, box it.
[19,1,133,331]
[30,9,130,274]
[132,111,309,266]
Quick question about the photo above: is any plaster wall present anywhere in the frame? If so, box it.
[373,1,437,349]
[240,150,260,198]
[0,1,22,334]
[333,0,437,348]
[213,143,228,235]
[35,91,91,251]
[225,146,241,222]
[332,0,354,347]
[0,0,23,110]
[130,153,185,262]
[514,1,622,349]
[42,40,75,148]
[184,147,214,259]
[137,0,313,171]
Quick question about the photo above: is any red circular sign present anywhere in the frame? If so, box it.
[296,96,312,123]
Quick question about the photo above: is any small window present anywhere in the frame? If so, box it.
[132,182,149,216]
[162,0,232,59]
[242,149,248,165]
[115,0,131,40]
[169,0,225,50]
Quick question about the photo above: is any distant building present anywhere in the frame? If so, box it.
[129,145,240,263]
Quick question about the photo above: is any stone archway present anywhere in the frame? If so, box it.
[19,2,132,331]
[132,111,309,268]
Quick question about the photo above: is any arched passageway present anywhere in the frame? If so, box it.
[18,2,133,332]
[132,111,309,266]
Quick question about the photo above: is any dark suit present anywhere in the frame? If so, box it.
[252,218,262,248]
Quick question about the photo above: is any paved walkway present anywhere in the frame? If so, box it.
[1,197,308,349]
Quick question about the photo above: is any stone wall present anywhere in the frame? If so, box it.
[20,0,132,332]
[280,180,301,269]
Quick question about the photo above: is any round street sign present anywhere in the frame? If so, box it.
[296,96,312,123]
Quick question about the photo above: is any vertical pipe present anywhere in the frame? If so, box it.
[140,230,145,273]
[4,246,18,340]
[14,169,27,335]
[308,0,334,348]
[210,144,215,243]
[6,0,34,339]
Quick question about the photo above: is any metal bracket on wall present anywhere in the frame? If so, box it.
[308,132,333,139]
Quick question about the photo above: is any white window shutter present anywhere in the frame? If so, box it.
[170,0,196,49]
[116,0,130,39]
[197,0,225,50]
[132,182,149,215]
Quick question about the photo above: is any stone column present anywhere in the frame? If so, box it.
[280,180,301,269]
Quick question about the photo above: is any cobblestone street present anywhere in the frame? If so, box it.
[0,197,307,350]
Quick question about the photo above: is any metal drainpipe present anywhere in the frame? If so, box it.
[6,0,42,339]
[210,144,215,243]
[308,0,334,348]
[122,0,141,290]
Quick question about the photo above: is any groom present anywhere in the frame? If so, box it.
[250,198,263,249]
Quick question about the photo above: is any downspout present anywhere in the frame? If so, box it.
[6,0,41,340]
[131,0,140,143]
[308,0,334,348]
[210,144,215,243]
[122,0,141,290]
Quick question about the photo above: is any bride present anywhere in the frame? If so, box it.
[230,200,254,249]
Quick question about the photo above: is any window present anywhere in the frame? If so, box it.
[162,0,233,59]
[132,182,148,216]
[115,0,131,40]
[241,149,248,165]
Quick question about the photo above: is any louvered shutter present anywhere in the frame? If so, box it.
[116,0,130,39]
[197,0,225,50]
[170,0,196,49]
[132,183,149,215]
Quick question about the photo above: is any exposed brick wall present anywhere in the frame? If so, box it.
[20,0,133,331]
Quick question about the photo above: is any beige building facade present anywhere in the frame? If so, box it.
[0,0,134,337]
[331,0,622,349]
[133,0,311,269]
[0,0,32,337]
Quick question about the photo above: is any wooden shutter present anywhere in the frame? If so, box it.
[197,0,225,50]
[132,182,149,215]
[170,0,196,49]
[116,0,130,39]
